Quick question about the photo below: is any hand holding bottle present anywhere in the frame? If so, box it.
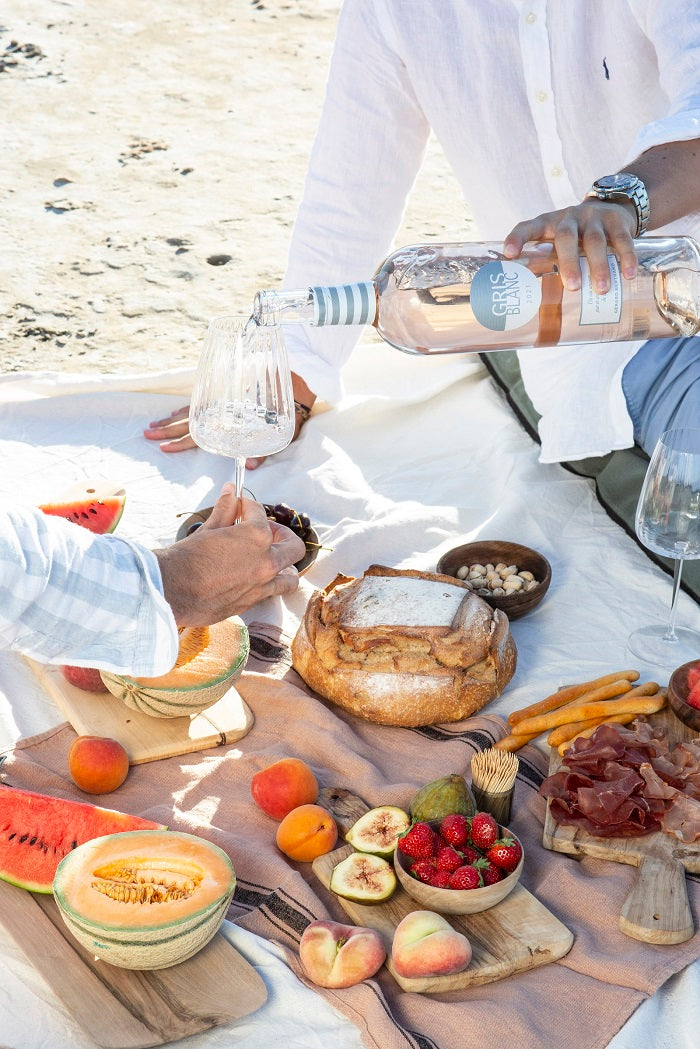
[503,199,638,294]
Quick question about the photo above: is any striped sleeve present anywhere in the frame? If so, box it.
[0,506,179,675]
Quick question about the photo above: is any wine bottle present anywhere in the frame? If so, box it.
[253,237,700,355]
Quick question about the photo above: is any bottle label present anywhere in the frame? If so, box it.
[471,261,541,331]
[578,255,622,325]
[312,282,376,326]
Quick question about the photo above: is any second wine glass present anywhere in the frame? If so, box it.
[628,427,700,667]
[189,316,295,509]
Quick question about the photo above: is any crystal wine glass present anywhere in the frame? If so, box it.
[189,316,295,514]
[627,427,700,667]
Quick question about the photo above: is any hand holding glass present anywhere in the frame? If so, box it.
[628,427,700,667]
[189,316,295,510]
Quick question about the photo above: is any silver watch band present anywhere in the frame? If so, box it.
[584,175,650,237]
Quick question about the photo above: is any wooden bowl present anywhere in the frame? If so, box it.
[668,658,700,733]
[437,540,551,620]
[394,821,523,915]
[176,506,320,576]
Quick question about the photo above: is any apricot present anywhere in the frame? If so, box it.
[68,735,130,794]
[251,757,319,820]
[276,803,338,862]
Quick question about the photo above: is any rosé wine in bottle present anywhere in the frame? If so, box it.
[252,237,700,355]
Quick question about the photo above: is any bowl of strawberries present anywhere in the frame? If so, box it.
[394,811,524,915]
[668,658,700,733]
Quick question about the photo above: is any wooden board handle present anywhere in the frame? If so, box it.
[619,852,694,945]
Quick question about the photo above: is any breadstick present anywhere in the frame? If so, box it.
[494,731,540,752]
[507,670,640,727]
[545,682,661,747]
[510,684,665,737]
[547,716,611,748]
[556,706,663,756]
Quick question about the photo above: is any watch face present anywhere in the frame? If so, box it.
[596,173,637,191]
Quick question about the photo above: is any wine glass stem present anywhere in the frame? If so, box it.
[233,456,245,524]
[663,558,685,642]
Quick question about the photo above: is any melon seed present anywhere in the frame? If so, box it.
[90,863,202,904]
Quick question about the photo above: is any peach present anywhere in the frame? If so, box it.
[60,665,109,693]
[391,909,472,979]
[68,735,130,794]
[299,920,386,988]
[251,757,319,820]
[276,803,338,861]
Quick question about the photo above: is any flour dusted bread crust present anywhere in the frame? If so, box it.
[291,565,517,727]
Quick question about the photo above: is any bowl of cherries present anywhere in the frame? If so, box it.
[176,500,321,575]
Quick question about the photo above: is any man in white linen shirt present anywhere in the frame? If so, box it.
[0,485,305,676]
[146,0,700,464]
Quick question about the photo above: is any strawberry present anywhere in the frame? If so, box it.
[410,858,437,883]
[486,836,523,873]
[398,821,438,859]
[459,845,481,865]
[480,860,503,885]
[439,812,469,848]
[428,869,452,889]
[447,863,483,890]
[469,811,499,850]
[436,845,464,873]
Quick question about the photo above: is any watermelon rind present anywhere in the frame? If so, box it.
[0,784,164,893]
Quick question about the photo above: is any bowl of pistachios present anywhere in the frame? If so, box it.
[437,540,551,620]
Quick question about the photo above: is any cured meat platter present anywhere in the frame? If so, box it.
[542,709,700,944]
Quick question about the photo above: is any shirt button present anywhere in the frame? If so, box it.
[526,12,537,23]
[536,90,548,103]
[551,166,563,178]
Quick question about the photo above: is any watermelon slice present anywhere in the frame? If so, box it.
[0,784,164,893]
[38,480,126,534]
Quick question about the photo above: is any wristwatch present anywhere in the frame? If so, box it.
[583,173,650,237]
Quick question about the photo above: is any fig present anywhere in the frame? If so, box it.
[345,805,410,858]
[408,774,476,823]
[329,852,397,903]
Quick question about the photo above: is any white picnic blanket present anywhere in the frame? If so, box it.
[1,334,699,1048]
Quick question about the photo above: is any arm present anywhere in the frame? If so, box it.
[281,0,431,405]
[0,487,305,674]
[503,138,700,293]
[0,505,179,675]
[504,0,700,292]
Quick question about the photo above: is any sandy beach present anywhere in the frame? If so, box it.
[2,0,470,376]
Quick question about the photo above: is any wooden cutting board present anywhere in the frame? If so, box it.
[0,880,267,1048]
[542,708,700,944]
[27,659,254,764]
[314,788,573,994]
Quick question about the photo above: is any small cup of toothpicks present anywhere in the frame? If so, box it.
[470,750,519,825]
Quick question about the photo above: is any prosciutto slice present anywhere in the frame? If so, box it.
[540,719,700,840]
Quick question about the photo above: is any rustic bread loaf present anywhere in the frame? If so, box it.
[291,565,517,727]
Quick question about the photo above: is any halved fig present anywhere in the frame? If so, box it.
[345,805,410,858]
[329,852,397,903]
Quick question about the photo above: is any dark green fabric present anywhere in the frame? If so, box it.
[481,351,700,604]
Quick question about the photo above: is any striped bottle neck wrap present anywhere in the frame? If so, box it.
[311,282,375,326]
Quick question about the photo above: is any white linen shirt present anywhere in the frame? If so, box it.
[283,0,700,462]
[0,507,178,675]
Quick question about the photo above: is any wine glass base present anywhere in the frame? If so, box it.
[627,624,700,669]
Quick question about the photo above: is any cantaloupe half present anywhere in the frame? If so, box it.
[100,616,249,719]
[53,830,236,969]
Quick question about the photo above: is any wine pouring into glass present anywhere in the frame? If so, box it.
[628,427,700,668]
[189,316,295,519]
